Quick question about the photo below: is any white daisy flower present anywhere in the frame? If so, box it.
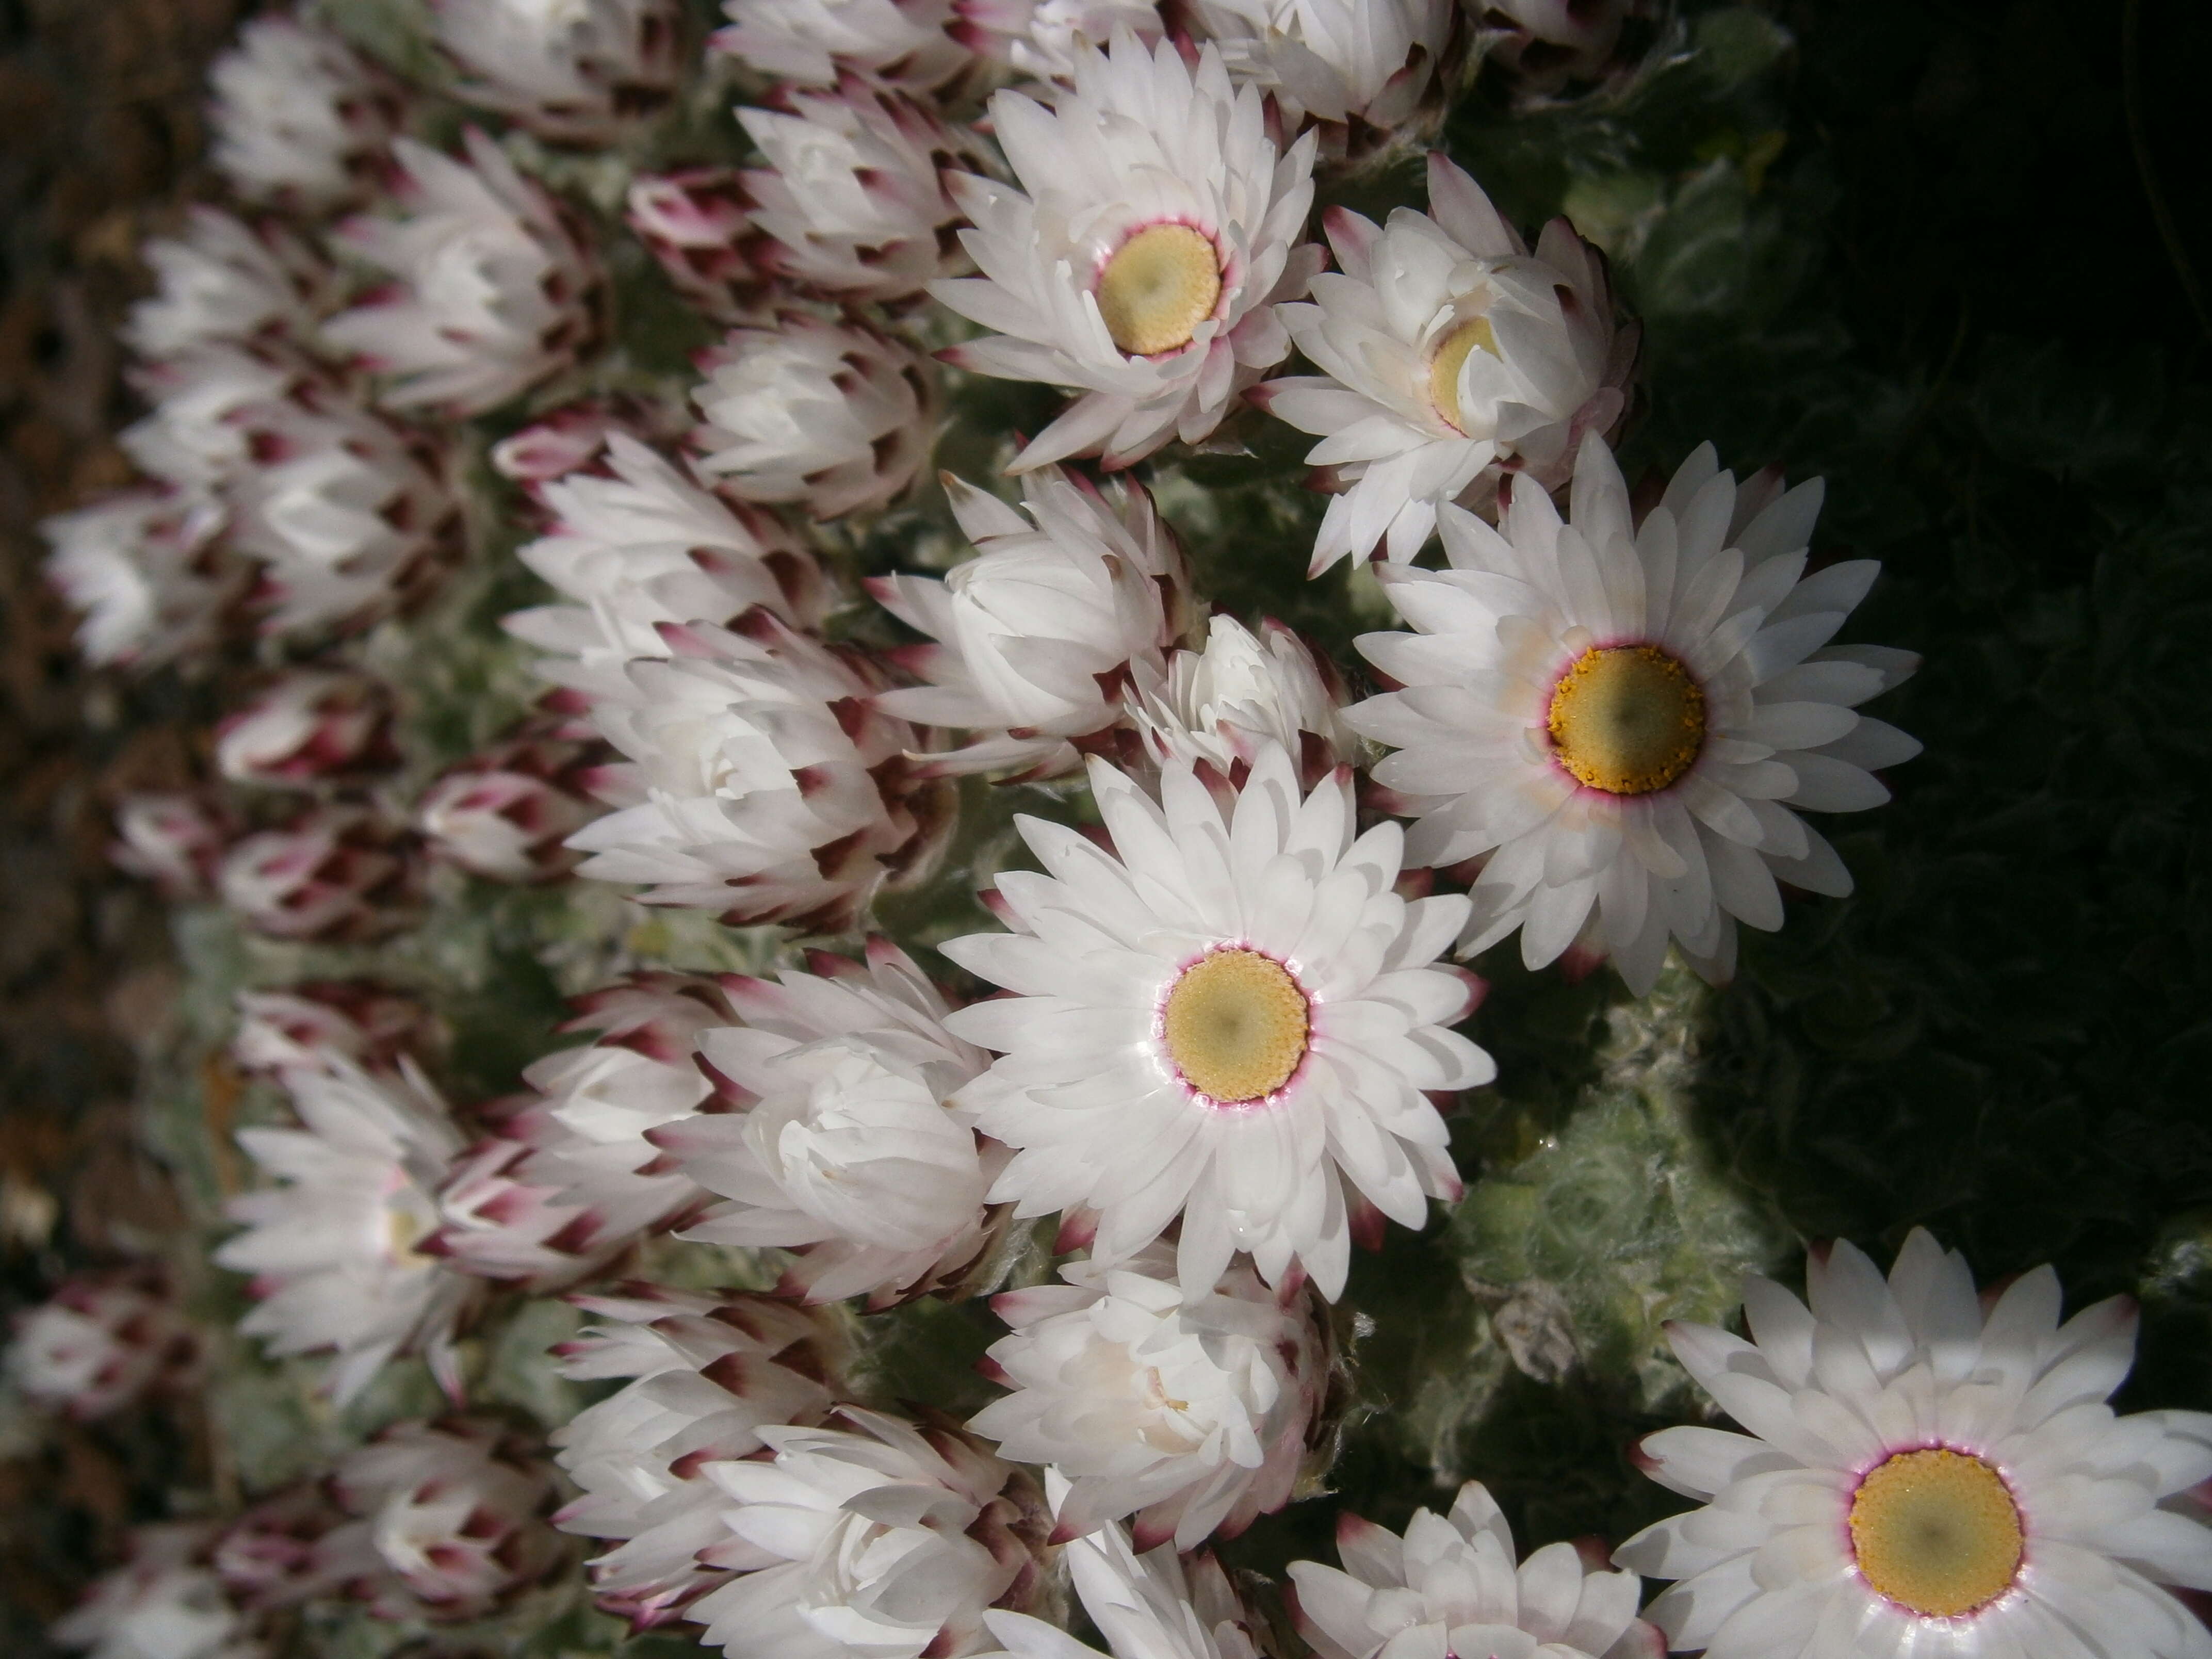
[41,485,235,670]
[205,15,401,213]
[52,1525,259,1659]
[427,972,728,1286]
[737,76,981,304]
[322,129,603,417]
[712,0,974,90]
[1348,435,1921,993]
[220,384,457,639]
[123,208,330,360]
[7,1268,199,1424]
[318,1418,561,1622]
[951,0,1164,83]
[1255,154,1634,573]
[1129,613,1355,778]
[1291,1479,1661,1659]
[976,1500,1268,1659]
[551,1288,840,1630]
[969,1243,1326,1549]
[214,670,396,791]
[504,432,823,702]
[566,611,947,929]
[432,0,682,144]
[1616,1229,2212,1659]
[868,466,1192,778]
[689,313,935,520]
[1185,0,1452,132]
[941,742,1490,1300]
[654,938,999,1307]
[213,1058,477,1404]
[931,32,1322,471]
[687,1406,1048,1659]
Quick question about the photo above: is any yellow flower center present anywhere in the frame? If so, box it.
[1160,948,1309,1104]
[1426,314,1499,435]
[1546,645,1706,795]
[1097,224,1222,357]
[1849,1449,2024,1619]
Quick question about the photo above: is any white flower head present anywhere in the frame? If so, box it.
[1291,1479,1661,1659]
[323,129,603,417]
[416,726,606,882]
[52,1524,260,1659]
[977,1503,1268,1659]
[124,208,332,360]
[688,1406,1048,1659]
[214,669,396,790]
[1617,1229,2212,1659]
[214,1058,477,1404]
[206,15,401,212]
[505,432,823,703]
[568,610,949,929]
[320,1418,562,1621]
[217,803,420,942]
[689,314,935,520]
[220,384,457,640]
[654,938,998,1306]
[7,1268,199,1423]
[869,465,1191,778]
[119,343,303,495]
[1349,434,1921,994]
[427,972,731,1286]
[738,75,982,303]
[41,486,235,670]
[970,1243,1327,1550]
[1186,0,1453,131]
[942,742,1491,1300]
[933,32,1322,470]
[1257,154,1634,573]
[1130,613,1355,778]
[551,1288,841,1629]
[231,982,435,1081]
[951,0,1164,84]
[712,0,974,90]
[433,0,682,143]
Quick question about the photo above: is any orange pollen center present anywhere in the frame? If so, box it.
[1849,1449,2025,1619]
[1097,224,1222,357]
[1160,949,1309,1104]
[1546,644,1706,794]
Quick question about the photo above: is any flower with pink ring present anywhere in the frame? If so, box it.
[931,31,1321,471]
[1617,1229,2212,1659]
[941,741,1489,1300]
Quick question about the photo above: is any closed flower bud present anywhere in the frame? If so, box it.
[214,671,398,791]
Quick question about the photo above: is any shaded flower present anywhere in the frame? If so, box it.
[950,0,1164,83]
[970,1244,1327,1549]
[217,803,420,942]
[110,791,235,900]
[567,609,949,930]
[212,1486,351,1612]
[931,34,1320,470]
[6,1266,199,1422]
[231,982,440,1081]
[1347,435,1919,993]
[1128,613,1354,778]
[942,743,1489,1299]
[41,485,237,670]
[206,15,402,212]
[711,0,974,90]
[214,670,398,791]
[416,724,608,883]
[52,1524,260,1659]
[124,208,333,360]
[869,465,1191,778]
[654,938,1001,1306]
[214,1058,476,1403]
[323,129,603,417]
[551,1287,841,1629]
[689,313,934,520]
[433,0,682,143]
[1256,154,1634,572]
[1616,1230,2212,1659]
[1187,0,1454,132]
[625,168,766,325]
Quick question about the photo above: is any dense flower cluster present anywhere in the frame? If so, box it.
[33,11,2189,1659]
